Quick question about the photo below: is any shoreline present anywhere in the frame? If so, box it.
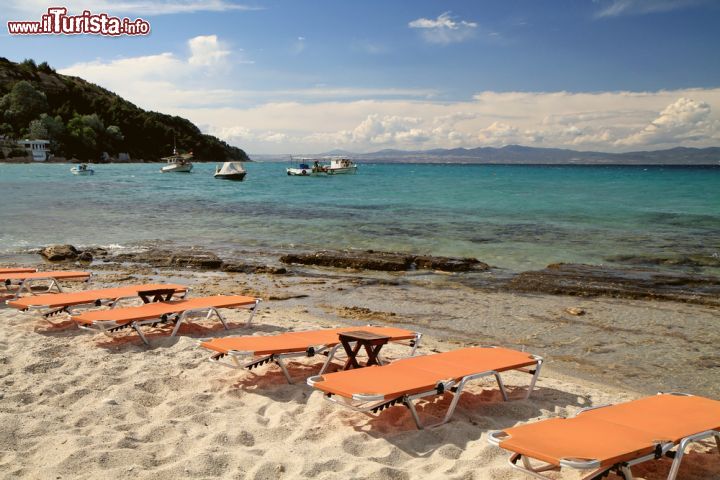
[7,242,720,304]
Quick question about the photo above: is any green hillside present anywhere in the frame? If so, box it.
[0,58,248,162]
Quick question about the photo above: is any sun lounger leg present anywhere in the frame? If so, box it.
[319,344,343,375]
[13,277,66,300]
[403,361,542,429]
[208,308,229,330]
[410,333,422,356]
[667,430,720,480]
[274,357,294,384]
[133,322,150,345]
[506,453,562,479]
[404,397,424,429]
[494,373,509,401]
[617,466,634,480]
[245,299,260,326]
[526,357,543,399]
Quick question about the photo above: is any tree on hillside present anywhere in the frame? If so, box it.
[0,81,49,128]
[30,114,66,152]
[37,61,55,74]
[0,123,13,137]
[28,119,48,139]
[66,114,99,159]
[105,125,124,154]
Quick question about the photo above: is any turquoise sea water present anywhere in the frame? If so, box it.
[1,162,719,273]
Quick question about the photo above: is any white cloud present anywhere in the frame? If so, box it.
[60,43,435,110]
[3,0,260,17]
[188,35,230,66]
[60,35,253,108]
[184,89,720,153]
[59,40,720,153]
[408,12,477,44]
[594,0,709,18]
[477,122,519,145]
[616,97,717,146]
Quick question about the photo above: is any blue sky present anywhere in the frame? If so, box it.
[2,0,720,153]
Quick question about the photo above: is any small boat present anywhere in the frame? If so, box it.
[286,158,326,176]
[160,152,193,173]
[325,157,358,175]
[70,163,94,175]
[215,161,247,181]
[160,141,193,173]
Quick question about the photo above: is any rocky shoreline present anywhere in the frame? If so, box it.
[26,244,720,307]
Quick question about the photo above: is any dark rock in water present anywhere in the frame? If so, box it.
[112,248,223,270]
[281,251,411,271]
[40,244,79,261]
[77,251,93,262]
[508,263,720,306]
[220,262,255,273]
[280,250,488,273]
[607,254,720,269]
[85,247,109,258]
[414,255,486,272]
[222,262,287,275]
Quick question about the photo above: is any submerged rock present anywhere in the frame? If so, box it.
[414,255,485,272]
[607,254,720,268]
[40,244,79,261]
[280,250,488,273]
[508,263,720,306]
[221,262,286,275]
[77,251,93,262]
[111,248,223,270]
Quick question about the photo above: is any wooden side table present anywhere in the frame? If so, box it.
[137,288,178,304]
[338,330,391,370]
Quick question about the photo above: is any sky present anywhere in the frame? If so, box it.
[1,0,720,154]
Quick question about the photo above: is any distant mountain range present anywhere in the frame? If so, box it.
[253,145,720,165]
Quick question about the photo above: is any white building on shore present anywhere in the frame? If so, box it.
[17,139,51,161]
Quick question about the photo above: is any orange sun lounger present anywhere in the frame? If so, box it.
[1,270,92,299]
[0,268,37,274]
[307,346,543,429]
[6,283,190,319]
[488,393,720,480]
[200,325,422,383]
[71,294,261,345]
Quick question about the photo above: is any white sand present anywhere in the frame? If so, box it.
[1,301,719,479]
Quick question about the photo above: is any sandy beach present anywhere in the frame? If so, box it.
[2,265,719,479]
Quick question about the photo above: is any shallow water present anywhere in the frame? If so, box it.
[1,162,718,273]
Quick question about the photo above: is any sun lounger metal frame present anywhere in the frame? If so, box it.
[487,392,720,480]
[307,346,543,429]
[76,298,261,345]
[2,272,92,300]
[206,328,422,384]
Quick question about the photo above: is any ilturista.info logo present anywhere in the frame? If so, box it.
[7,7,151,36]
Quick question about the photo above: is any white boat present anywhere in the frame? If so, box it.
[160,145,193,173]
[215,161,247,181]
[286,158,326,176]
[325,157,358,175]
[70,163,94,175]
